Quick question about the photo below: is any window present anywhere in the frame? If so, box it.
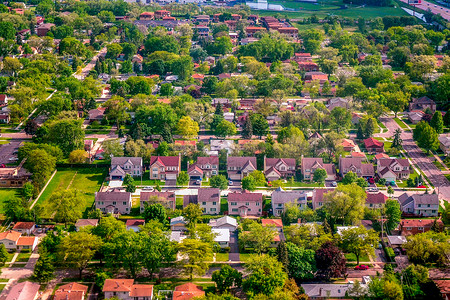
[370,204,373,207]
[406,227,412,230]
[305,169,310,172]
[277,203,283,208]
[153,168,158,172]
[231,202,237,206]
[432,210,436,213]
[427,204,430,207]
[112,201,116,205]
[245,202,249,206]
[418,204,421,207]
[213,165,217,169]
[211,208,216,212]
[248,208,251,211]
[123,202,127,205]
[212,202,217,205]
[232,208,238,212]
[256,202,260,206]
[202,202,206,205]
[418,227,424,230]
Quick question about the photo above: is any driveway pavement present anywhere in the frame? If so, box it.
[228,231,240,262]
[0,141,22,164]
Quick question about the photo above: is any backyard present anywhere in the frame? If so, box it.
[0,189,21,215]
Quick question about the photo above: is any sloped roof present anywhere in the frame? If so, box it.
[17,236,37,246]
[228,191,262,202]
[95,191,131,202]
[364,137,384,148]
[103,279,134,292]
[173,283,205,300]
[227,156,257,168]
[366,192,387,204]
[149,156,180,167]
[13,222,35,230]
[126,219,145,227]
[209,216,237,228]
[261,219,283,227]
[0,230,21,242]
[75,219,98,227]
[5,281,40,300]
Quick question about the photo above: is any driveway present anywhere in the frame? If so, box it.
[228,231,240,262]
[0,141,22,164]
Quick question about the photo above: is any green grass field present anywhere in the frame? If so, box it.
[0,189,21,214]
[37,168,106,218]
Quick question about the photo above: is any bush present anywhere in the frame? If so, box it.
[220,247,230,253]
[385,247,395,259]
[378,178,386,185]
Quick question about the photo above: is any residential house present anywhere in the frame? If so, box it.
[212,228,230,248]
[95,191,132,215]
[387,235,407,250]
[0,113,10,124]
[140,191,176,212]
[302,281,370,299]
[399,219,443,235]
[339,157,375,178]
[0,94,8,106]
[326,97,350,110]
[433,280,450,300]
[12,222,35,235]
[228,191,263,217]
[339,139,357,152]
[277,27,298,39]
[352,112,363,124]
[75,219,98,231]
[227,157,257,181]
[397,193,439,217]
[264,157,296,181]
[304,72,328,83]
[126,219,145,232]
[208,216,238,232]
[5,281,40,300]
[377,158,410,182]
[0,160,32,187]
[16,236,38,251]
[293,53,313,62]
[271,188,308,217]
[155,10,171,18]
[173,283,205,300]
[149,156,181,180]
[54,282,89,300]
[298,61,319,72]
[246,26,265,37]
[103,279,153,300]
[409,96,436,112]
[140,11,154,20]
[170,216,187,232]
[366,192,387,209]
[187,157,219,180]
[110,157,143,180]
[364,137,384,153]
[209,139,235,155]
[37,23,55,36]
[312,189,332,210]
[301,157,336,182]
[262,219,283,232]
[408,111,425,124]
[439,134,450,156]
[183,188,220,215]
[0,230,38,251]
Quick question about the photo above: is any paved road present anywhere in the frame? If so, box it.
[399,0,450,21]
[0,140,22,164]
[228,231,240,262]
[75,47,107,79]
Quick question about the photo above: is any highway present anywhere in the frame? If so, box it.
[399,0,450,21]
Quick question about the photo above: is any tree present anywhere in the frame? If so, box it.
[384,199,401,232]
[212,265,243,293]
[57,232,102,279]
[48,189,84,227]
[104,231,142,278]
[392,129,403,149]
[24,148,56,190]
[329,107,352,133]
[160,83,174,97]
[183,204,203,229]
[178,238,213,280]
[24,119,39,136]
[403,231,449,266]
[285,242,316,281]
[385,91,409,117]
[315,241,347,280]
[276,241,289,272]
[68,149,88,163]
[177,171,189,186]
[241,117,253,139]
[106,43,123,59]
[313,168,327,183]
[176,116,199,139]
[93,216,126,242]
[338,226,379,265]
[322,183,366,225]
[143,203,168,226]
[210,175,228,190]
[33,251,54,283]
[239,221,276,254]
[215,120,236,138]
[22,182,35,199]
[102,139,124,158]
[46,118,85,156]
[413,121,439,154]
[103,96,131,127]
[243,255,287,296]
[241,176,257,192]
[342,171,358,185]
[430,111,444,134]
[0,245,8,266]
[250,114,269,137]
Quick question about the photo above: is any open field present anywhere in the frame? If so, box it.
[0,189,21,214]
[37,168,106,218]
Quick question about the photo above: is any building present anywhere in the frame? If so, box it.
[339,138,357,152]
[439,134,450,156]
[408,111,425,124]
[364,137,384,153]
[170,216,187,232]
[209,139,235,155]
[399,219,443,235]
[228,191,263,217]
[227,156,257,181]
[263,157,296,181]
[126,219,145,232]
[54,282,89,300]
[37,23,55,36]
[12,222,35,235]
[0,94,8,106]
[262,219,283,232]
[187,157,219,180]
[140,11,154,20]
[95,191,132,215]
[75,219,98,231]
[434,280,450,300]
[398,193,439,217]
[103,279,153,300]
[0,113,10,124]
[301,157,335,182]
[183,188,220,215]
[277,27,298,39]
[149,156,181,180]
[140,191,176,212]
[339,157,375,178]
[366,192,387,209]
[312,189,332,210]
[5,281,40,300]
[208,216,238,232]
[173,283,205,300]
[409,96,436,112]
[327,97,350,110]
[377,158,410,182]
[298,61,319,72]
[0,160,32,188]
[271,188,308,216]
[155,10,171,18]
[294,53,313,62]
[0,230,38,251]
[110,157,143,180]
[387,235,407,250]
[212,228,230,248]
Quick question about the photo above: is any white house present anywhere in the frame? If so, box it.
[208,216,238,232]
[212,228,230,248]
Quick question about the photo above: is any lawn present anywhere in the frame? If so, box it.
[396,168,419,188]
[280,181,324,188]
[37,168,106,218]
[240,253,259,263]
[0,189,21,214]
[139,171,166,186]
[215,253,229,262]
[16,252,31,263]
[345,252,370,263]
[394,117,408,129]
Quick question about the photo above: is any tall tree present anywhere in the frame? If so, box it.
[430,111,444,134]
[315,241,347,280]
[178,238,213,279]
[413,121,439,154]
[384,199,401,232]
[212,265,243,293]
[391,128,403,149]
[322,183,366,225]
[48,189,85,227]
[338,226,379,265]
[239,221,276,254]
[243,255,287,296]
[143,203,168,226]
[33,251,55,283]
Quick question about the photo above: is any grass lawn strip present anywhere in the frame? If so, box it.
[0,189,21,214]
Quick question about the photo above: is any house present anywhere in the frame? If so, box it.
[397,193,439,217]
[75,219,98,231]
[37,23,55,36]
[377,158,410,181]
[212,228,230,248]
[187,157,219,180]
[170,216,187,232]
[0,113,10,124]
[140,11,154,20]
[271,188,308,217]
[110,157,143,180]
[352,112,363,124]
[339,139,357,152]
[227,157,257,181]
[209,216,238,232]
[433,280,450,300]
[209,139,235,155]
[339,157,375,178]
[263,158,296,181]
[0,94,8,106]
[387,235,407,249]
[298,61,319,72]
[302,282,366,299]
[312,189,332,210]
[140,191,176,212]
[246,26,265,37]
[439,134,450,156]
[87,108,106,123]
[0,230,22,250]
[12,222,35,235]
[294,53,313,62]
[374,153,390,161]
[0,160,31,187]
[409,96,436,112]
[366,192,387,209]
[364,137,384,153]
[16,236,38,251]
[155,10,171,18]
[103,279,153,300]
[54,282,89,300]
[262,219,283,232]
[327,97,350,110]
[173,283,205,300]
[5,281,40,300]
[399,219,443,235]
[95,191,132,215]
[126,219,145,232]
[228,191,263,217]
[149,156,181,180]
[301,157,336,182]
[408,111,425,124]
[304,72,328,83]
[183,188,220,215]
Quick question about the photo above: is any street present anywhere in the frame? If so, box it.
[398,0,450,21]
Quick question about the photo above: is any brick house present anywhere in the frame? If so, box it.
[103,279,153,300]
[110,157,143,180]
[54,282,89,300]
[312,188,332,210]
[264,157,296,181]
[339,139,357,152]
[140,12,154,20]
[301,157,336,182]
[409,96,436,113]
[399,219,443,235]
[37,23,55,36]
[228,191,263,217]
[227,157,257,181]
[366,192,387,209]
[339,157,375,178]
[0,160,31,188]
[377,158,410,182]
[272,188,308,217]
[364,137,385,153]
[398,193,439,217]
[183,188,220,215]
[173,283,205,300]
[95,191,132,215]
[12,222,35,235]
[0,230,38,251]
[187,157,219,180]
[140,191,176,212]
[149,156,181,180]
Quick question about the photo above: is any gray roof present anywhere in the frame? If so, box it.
[272,189,307,204]
[302,284,350,298]
[111,157,142,166]
[170,216,186,226]
[209,216,238,228]
[227,156,257,168]
[95,191,131,201]
[398,192,439,206]
[387,235,407,246]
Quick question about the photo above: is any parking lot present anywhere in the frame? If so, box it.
[0,141,22,165]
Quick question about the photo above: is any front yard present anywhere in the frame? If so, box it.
[0,189,21,215]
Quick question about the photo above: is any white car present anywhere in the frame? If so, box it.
[229,181,233,186]
[9,157,18,161]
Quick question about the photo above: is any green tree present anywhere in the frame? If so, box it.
[104,231,142,278]
[285,242,316,281]
[102,139,124,158]
[342,171,358,185]
[106,43,123,59]
[385,91,409,117]
[250,114,269,138]
[48,189,85,227]
[0,245,8,266]
[215,120,236,138]
[329,107,352,133]
[430,111,444,134]
[93,215,127,242]
[46,118,85,156]
[239,221,276,254]
[322,183,366,225]
[384,199,401,232]
[212,265,243,293]
[241,117,253,139]
[33,251,54,283]
[103,96,131,127]
[183,203,203,229]
[338,226,379,265]
[178,238,213,280]
[143,203,168,226]
[177,116,199,138]
[24,148,56,190]
[68,149,88,164]
[392,129,403,149]
[210,175,228,190]
[403,231,450,266]
[160,83,174,97]
[241,176,257,192]
[243,255,287,296]
[313,168,327,183]
[0,22,15,40]
[177,171,189,186]
[413,121,439,154]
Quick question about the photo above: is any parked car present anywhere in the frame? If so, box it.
[368,178,375,184]
[143,186,154,191]
[368,187,379,192]
[229,180,233,186]
[354,265,369,270]
[331,181,337,187]
[195,180,201,185]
